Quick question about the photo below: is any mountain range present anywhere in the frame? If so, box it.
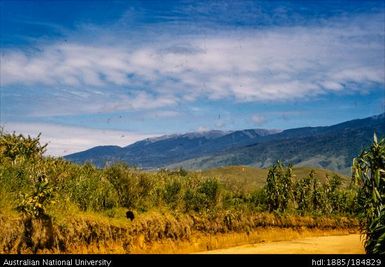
[65,113,385,174]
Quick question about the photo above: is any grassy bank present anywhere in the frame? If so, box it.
[0,209,358,254]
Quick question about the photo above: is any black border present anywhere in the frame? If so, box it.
[0,254,384,267]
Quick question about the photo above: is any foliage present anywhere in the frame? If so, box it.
[353,134,385,254]
[264,161,294,212]
[163,179,182,209]
[16,175,54,218]
[0,131,47,163]
[294,170,314,213]
[104,163,141,209]
[310,172,324,213]
[0,130,362,225]
[184,178,221,212]
[323,174,345,214]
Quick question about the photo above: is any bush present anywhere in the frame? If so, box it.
[0,131,46,163]
[16,174,54,218]
[184,178,221,212]
[250,189,267,210]
[104,163,140,208]
[163,179,182,209]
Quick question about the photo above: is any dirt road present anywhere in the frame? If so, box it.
[198,234,364,254]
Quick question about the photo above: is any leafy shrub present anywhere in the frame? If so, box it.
[104,163,139,208]
[163,179,182,209]
[184,178,221,212]
[250,189,267,210]
[67,165,119,211]
[0,131,46,163]
[16,175,54,218]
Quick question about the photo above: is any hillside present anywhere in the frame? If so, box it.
[65,113,385,174]
[65,129,281,167]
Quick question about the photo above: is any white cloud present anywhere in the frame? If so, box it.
[76,92,179,116]
[1,13,383,117]
[1,122,157,156]
[26,90,178,117]
[251,114,266,126]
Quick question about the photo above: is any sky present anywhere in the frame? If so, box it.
[1,0,384,156]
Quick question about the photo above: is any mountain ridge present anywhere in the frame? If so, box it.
[65,113,385,174]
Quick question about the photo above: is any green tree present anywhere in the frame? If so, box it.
[324,174,344,214]
[310,172,324,213]
[264,161,294,212]
[294,170,313,214]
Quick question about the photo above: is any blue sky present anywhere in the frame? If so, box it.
[1,0,384,155]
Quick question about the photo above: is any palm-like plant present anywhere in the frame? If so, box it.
[353,133,385,254]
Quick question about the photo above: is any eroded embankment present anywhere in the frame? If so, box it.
[0,211,359,254]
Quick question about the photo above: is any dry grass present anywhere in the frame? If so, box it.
[0,210,359,254]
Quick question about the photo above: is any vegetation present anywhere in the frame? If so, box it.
[0,130,363,253]
[353,134,385,255]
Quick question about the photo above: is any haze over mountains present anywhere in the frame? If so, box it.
[65,113,385,174]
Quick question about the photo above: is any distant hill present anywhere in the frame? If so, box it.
[65,113,385,174]
[65,128,281,168]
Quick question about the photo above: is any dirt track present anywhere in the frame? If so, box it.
[198,234,364,254]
